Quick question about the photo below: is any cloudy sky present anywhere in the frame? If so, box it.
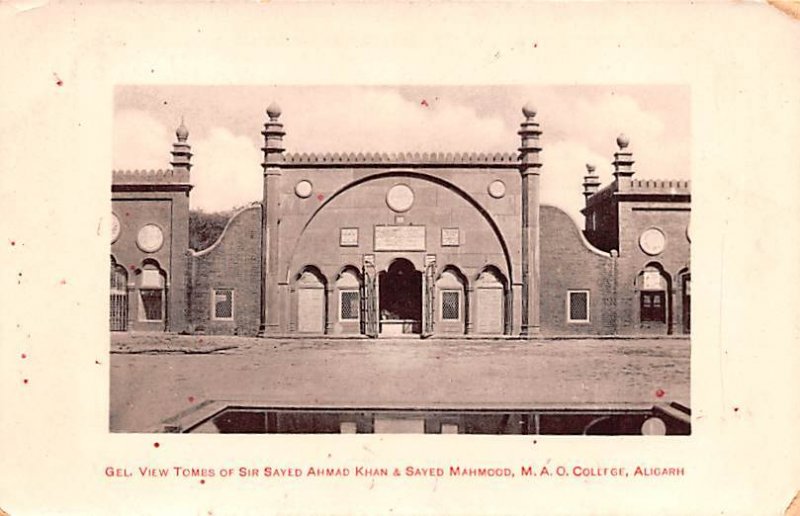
[114,85,689,224]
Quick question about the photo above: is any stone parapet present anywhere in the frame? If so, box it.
[112,168,191,185]
[282,151,519,167]
[628,179,691,195]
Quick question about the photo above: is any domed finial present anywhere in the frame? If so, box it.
[266,102,282,120]
[586,163,596,173]
[616,133,630,149]
[176,117,189,141]
[522,102,537,118]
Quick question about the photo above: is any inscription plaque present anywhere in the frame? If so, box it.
[340,227,359,247]
[441,228,460,247]
[374,225,426,251]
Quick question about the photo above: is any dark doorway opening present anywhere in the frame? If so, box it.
[682,274,691,333]
[378,258,422,335]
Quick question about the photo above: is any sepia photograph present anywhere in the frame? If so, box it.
[110,85,691,435]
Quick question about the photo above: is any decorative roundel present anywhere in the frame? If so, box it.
[488,180,506,199]
[111,213,121,243]
[639,228,666,256]
[295,180,313,198]
[136,224,164,253]
[386,184,415,213]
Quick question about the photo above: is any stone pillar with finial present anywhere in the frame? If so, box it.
[582,163,601,203]
[259,102,285,336]
[582,163,602,235]
[169,119,193,332]
[519,103,542,338]
[612,133,635,191]
[170,118,193,179]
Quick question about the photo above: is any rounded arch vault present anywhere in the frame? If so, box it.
[284,170,514,283]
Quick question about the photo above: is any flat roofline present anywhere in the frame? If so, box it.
[112,184,193,193]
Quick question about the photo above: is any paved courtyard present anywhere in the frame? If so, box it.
[110,335,690,432]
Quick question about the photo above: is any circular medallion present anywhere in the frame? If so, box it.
[488,180,506,199]
[295,180,313,198]
[111,213,121,243]
[136,224,164,253]
[639,228,666,256]
[386,184,414,213]
[640,417,667,436]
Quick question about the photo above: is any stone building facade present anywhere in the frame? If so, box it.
[110,122,192,332]
[110,103,690,337]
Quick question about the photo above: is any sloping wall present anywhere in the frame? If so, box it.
[539,205,616,335]
[189,205,262,335]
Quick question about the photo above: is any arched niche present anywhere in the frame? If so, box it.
[436,265,468,334]
[474,266,508,335]
[335,266,362,326]
[294,266,327,334]
[135,259,167,325]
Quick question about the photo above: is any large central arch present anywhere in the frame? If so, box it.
[284,170,515,284]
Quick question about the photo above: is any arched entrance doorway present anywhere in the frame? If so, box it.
[637,263,672,334]
[378,258,422,335]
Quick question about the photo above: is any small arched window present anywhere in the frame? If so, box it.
[337,269,361,322]
[437,269,465,321]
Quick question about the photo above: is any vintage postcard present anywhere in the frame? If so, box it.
[1,2,799,515]
[110,84,691,438]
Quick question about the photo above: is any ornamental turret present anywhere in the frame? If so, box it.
[518,103,542,175]
[170,118,192,175]
[582,163,602,203]
[612,133,635,187]
[262,102,286,167]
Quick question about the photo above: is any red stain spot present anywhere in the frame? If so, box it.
[188,396,195,403]
[21,353,26,359]
[23,379,29,384]
[420,99,429,107]
[533,42,538,48]
[95,360,101,365]
[655,388,665,398]
[129,264,136,270]
[316,193,324,201]
[59,279,67,285]
[734,407,739,412]
[200,479,206,485]
[153,442,160,448]
[53,73,63,86]
[10,240,15,246]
